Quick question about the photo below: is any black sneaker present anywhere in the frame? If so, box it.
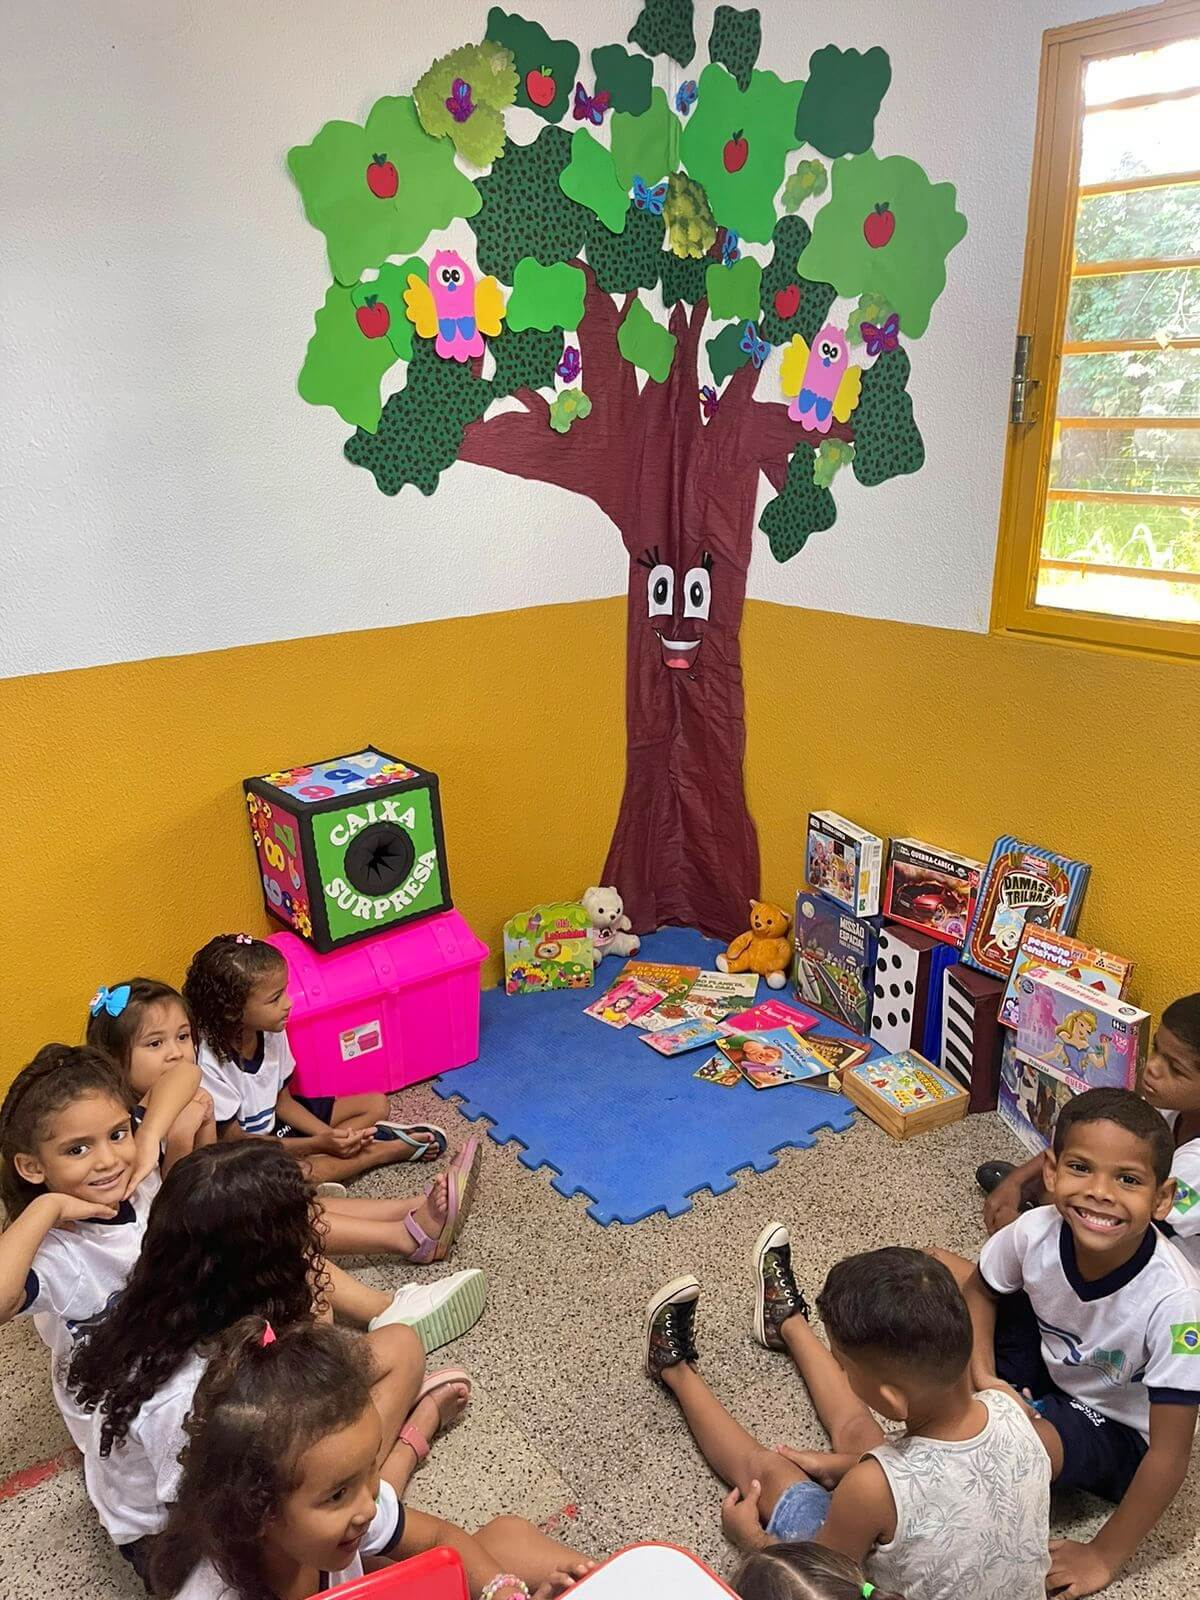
[752,1222,810,1351]
[644,1276,701,1380]
[976,1160,1016,1195]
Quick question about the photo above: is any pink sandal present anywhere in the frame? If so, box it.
[397,1367,472,1462]
[403,1138,483,1265]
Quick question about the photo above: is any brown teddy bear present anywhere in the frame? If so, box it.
[716,900,793,990]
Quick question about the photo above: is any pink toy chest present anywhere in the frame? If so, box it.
[269,911,488,1098]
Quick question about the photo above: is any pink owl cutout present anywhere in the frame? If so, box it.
[780,323,863,435]
[403,250,506,363]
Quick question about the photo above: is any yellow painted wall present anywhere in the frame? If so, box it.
[744,602,1200,1026]
[4,592,1198,1088]
[0,599,625,1083]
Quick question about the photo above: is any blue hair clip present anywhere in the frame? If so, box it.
[90,984,131,1019]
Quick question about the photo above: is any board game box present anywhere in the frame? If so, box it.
[940,963,1004,1112]
[998,926,1133,1029]
[793,891,882,1034]
[1013,970,1149,1093]
[998,1034,1074,1155]
[962,836,1090,980]
[842,1050,968,1140]
[805,812,886,917]
[503,903,594,994]
[882,838,984,949]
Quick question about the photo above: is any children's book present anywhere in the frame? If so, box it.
[714,1028,836,1090]
[640,1018,727,1055]
[693,1055,742,1087]
[998,925,1133,1029]
[686,970,760,1015]
[503,902,594,994]
[842,1050,968,1139]
[584,976,665,1029]
[962,836,1090,981]
[619,961,700,1008]
[795,1032,872,1075]
[725,998,821,1033]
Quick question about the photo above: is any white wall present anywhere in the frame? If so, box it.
[0,0,1099,678]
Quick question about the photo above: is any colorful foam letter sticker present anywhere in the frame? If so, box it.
[617,298,677,382]
[758,443,837,561]
[708,5,761,92]
[628,0,696,67]
[403,250,506,361]
[413,40,518,167]
[780,325,862,434]
[591,44,654,115]
[794,46,892,159]
[506,258,587,332]
[298,283,399,432]
[678,64,803,242]
[486,8,580,123]
[288,96,482,285]
[705,256,762,321]
[559,130,629,233]
[706,320,752,384]
[610,87,681,188]
[796,152,967,337]
[350,259,428,363]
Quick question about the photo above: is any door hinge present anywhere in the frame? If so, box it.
[1010,334,1040,425]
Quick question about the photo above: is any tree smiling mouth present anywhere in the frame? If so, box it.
[659,637,702,670]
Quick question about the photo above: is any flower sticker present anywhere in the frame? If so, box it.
[549,389,593,432]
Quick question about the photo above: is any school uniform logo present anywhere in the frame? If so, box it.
[1170,1322,1200,1355]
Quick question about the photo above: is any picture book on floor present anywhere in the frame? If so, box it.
[619,960,700,1007]
[796,1033,872,1074]
[962,836,1091,980]
[641,1018,727,1055]
[998,925,1133,1029]
[725,998,821,1033]
[687,970,761,1014]
[714,1028,836,1090]
[693,1055,743,1087]
[584,976,665,1029]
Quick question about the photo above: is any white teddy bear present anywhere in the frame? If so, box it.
[581,885,641,965]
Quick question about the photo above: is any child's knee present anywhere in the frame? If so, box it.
[363,1092,389,1120]
[364,1320,424,1377]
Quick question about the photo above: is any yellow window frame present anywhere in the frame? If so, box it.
[990,0,1200,661]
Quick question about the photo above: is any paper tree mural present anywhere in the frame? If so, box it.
[289,4,966,940]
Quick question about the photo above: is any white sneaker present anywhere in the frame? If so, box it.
[368,1268,487,1352]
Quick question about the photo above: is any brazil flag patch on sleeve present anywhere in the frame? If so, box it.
[1170,1323,1200,1355]
[1173,1179,1200,1215]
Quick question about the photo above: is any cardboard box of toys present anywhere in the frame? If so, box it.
[998,924,1133,1029]
[842,1050,968,1141]
[963,835,1091,980]
[793,891,881,1035]
[1013,970,1149,1094]
[503,903,594,995]
[883,838,984,949]
[805,812,885,918]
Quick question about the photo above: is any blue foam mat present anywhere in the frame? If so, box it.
[433,927,871,1226]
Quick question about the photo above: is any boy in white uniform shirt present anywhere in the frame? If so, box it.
[942,1087,1200,1599]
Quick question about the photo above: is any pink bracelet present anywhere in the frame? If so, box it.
[480,1577,530,1600]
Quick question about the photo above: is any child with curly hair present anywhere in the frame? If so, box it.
[67,1140,483,1581]
[150,1316,594,1600]
[183,936,482,1261]
[0,1045,199,1503]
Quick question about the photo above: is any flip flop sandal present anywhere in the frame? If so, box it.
[403,1178,460,1265]
[372,1122,448,1160]
[397,1368,472,1464]
[447,1137,483,1234]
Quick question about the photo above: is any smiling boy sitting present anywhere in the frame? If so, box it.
[939,1087,1200,1598]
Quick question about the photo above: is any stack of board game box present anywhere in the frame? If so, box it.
[841,1050,968,1141]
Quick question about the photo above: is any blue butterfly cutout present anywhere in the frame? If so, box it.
[572,82,610,126]
[675,80,698,115]
[90,983,132,1018]
[631,175,669,215]
[721,230,741,266]
[739,321,770,369]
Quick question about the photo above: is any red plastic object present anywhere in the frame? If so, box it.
[326,1546,468,1597]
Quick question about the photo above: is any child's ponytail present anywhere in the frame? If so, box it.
[149,1318,376,1599]
[734,1542,906,1600]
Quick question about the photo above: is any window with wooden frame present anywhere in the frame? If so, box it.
[993,2,1200,658]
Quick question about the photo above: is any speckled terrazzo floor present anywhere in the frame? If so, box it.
[2,1086,1198,1599]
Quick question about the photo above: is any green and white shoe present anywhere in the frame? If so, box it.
[369,1268,487,1352]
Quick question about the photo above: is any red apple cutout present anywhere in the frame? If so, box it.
[366,153,398,199]
[774,284,801,320]
[525,65,556,108]
[355,295,390,339]
[863,202,895,248]
[723,130,749,173]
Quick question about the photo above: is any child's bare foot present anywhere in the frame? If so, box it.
[401,1174,451,1262]
[385,1370,471,1487]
